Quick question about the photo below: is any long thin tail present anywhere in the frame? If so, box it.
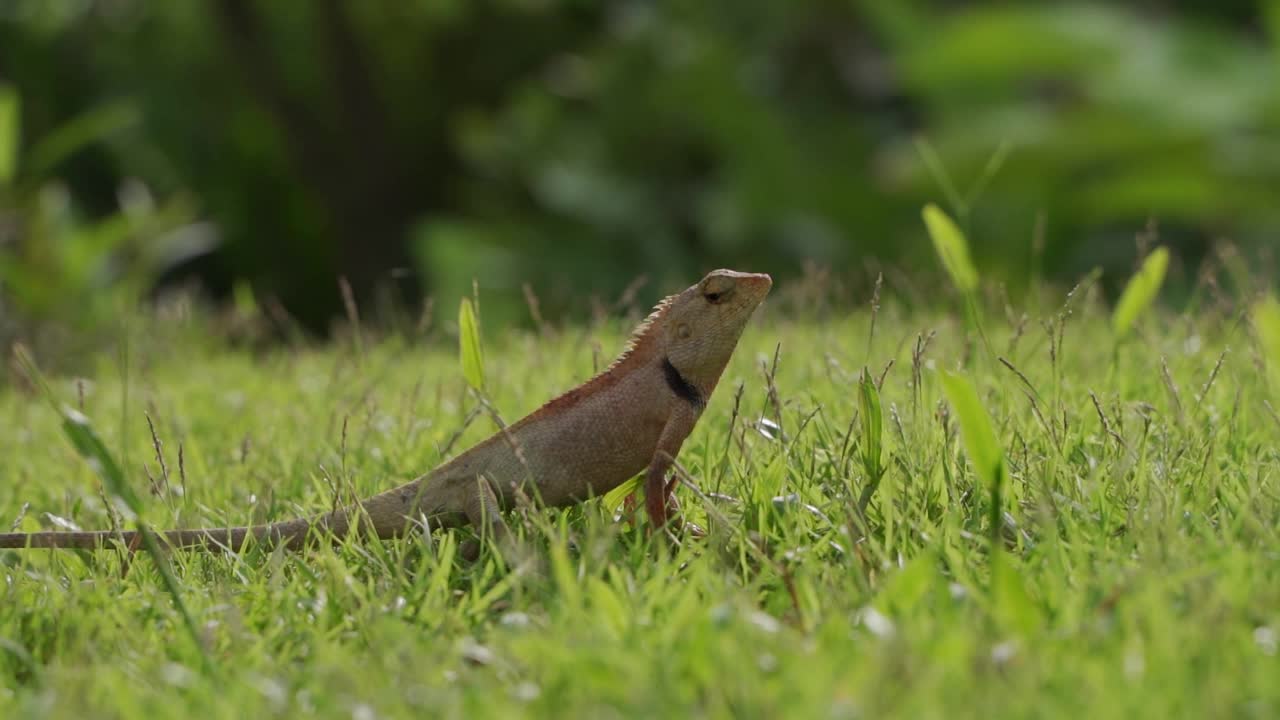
[0,519,312,551]
[0,477,448,552]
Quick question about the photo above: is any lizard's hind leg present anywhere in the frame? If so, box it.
[460,475,515,562]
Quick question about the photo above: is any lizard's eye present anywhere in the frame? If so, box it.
[703,285,733,304]
[701,276,735,304]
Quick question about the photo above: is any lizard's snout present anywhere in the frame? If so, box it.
[745,272,773,296]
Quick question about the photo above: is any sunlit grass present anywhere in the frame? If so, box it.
[1,278,1278,718]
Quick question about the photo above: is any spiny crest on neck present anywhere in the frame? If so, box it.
[605,293,676,373]
[510,293,677,425]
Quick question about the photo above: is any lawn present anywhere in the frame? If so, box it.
[1,275,1278,718]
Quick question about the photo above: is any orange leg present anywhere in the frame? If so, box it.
[644,407,698,531]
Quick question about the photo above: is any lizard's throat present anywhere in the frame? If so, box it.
[662,357,706,409]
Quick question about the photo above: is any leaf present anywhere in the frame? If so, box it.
[858,369,885,481]
[11,347,209,667]
[12,349,141,514]
[27,101,138,179]
[1111,246,1170,337]
[853,369,887,519]
[939,370,1007,547]
[458,297,486,392]
[1252,294,1280,389]
[59,406,142,514]
[922,203,979,293]
[939,371,1004,490]
[61,415,207,661]
[603,476,641,514]
[0,84,18,184]
[60,408,208,666]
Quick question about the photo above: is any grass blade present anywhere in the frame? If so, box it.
[458,297,486,392]
[60,407,208,665]
[1253,294,1280,390]
[991,552,1041,636]
[922,203,979,294]
[1111,246,1169,337]
[0,84,18,185]
[913,137,965,216]
[13,347,209,668]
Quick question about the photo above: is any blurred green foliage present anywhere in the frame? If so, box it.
[1,0,1278,334]
[0,81,196,353]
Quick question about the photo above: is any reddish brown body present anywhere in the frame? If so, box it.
[0,270,772,552]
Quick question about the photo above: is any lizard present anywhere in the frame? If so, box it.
[0,269,772,553]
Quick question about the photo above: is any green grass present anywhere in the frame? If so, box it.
[2,283,1278,719]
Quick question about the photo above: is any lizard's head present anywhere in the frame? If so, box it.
[660,269,772,392]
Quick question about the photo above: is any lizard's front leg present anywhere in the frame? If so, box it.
[644,406,698,530]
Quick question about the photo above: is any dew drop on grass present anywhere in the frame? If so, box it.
[1255,626,1277,656]
[161,662,194,688]
[460,638,495,666]
[42,512,81,532]
[858,607,896,639]
[255,677,288,708]
[747,610,781,634]
[500,611,531,629]
[512,682,541,702]
[756,417,781,441]
[1124,646,1145,678]
[990,641,1018,666]
[710,604,733,626]
[298,374,323,395]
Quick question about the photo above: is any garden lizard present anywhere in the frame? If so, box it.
[0,269,772,552]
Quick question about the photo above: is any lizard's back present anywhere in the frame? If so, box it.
[431,364,673,507]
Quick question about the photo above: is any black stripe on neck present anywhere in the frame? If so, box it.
[662,357,704,408]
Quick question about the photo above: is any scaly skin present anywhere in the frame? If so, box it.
[0,269,772,552]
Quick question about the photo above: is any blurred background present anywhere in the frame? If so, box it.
[1,0,1277,346]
